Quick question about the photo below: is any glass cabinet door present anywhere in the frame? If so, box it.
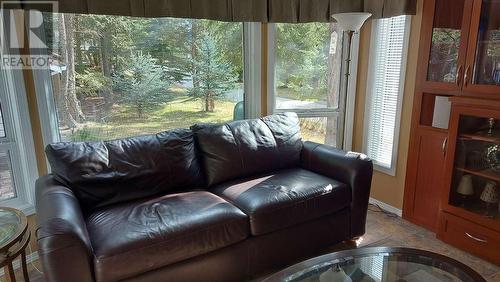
[447,113,500,224]
[464,0,500,95]
[422,0,473,91]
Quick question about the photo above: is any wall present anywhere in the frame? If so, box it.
[352,0,423,209]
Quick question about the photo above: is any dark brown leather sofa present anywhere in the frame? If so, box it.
[35,112,373,282]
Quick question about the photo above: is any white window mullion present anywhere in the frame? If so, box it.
[243,22,262,119]
[267,23,276,115]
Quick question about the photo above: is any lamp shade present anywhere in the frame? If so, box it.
[331,12,372,31]
[456,174,474,196]
[480,181,499,204]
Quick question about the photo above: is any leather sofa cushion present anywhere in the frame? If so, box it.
[45,129,204,210]
[191,112,302,186]
[86,191,249,282]
[211,168,351,236]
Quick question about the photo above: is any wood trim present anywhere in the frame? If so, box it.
[449,96,500,109]
[19,12,48,176]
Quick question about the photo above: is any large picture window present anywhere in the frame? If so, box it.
[41,14,244,142]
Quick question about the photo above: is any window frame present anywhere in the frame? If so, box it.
[243,22,262,118]
[0,16,39,214]
[363,16,411,176]
[267,23,360,150]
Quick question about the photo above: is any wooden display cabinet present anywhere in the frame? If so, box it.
[438,97,500,265]
[404,0,500,261]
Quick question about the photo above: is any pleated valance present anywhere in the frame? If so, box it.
[3,0,417,22]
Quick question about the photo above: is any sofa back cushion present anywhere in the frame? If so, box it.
[191,112,302,186]
[45,129,204,210]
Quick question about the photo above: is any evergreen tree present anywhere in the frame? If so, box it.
[113,53,170,118]
[190,32,237,112]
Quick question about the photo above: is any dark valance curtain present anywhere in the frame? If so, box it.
[6,0,417,22]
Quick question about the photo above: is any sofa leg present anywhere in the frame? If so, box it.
[344,237,363,248]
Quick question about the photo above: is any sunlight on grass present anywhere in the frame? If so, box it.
[65,95,237,141]
[64,94,328,145]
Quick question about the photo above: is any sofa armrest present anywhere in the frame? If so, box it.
[36,175,94,282]
[300,141,373,238]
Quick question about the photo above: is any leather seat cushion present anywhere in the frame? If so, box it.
[86,191,249,282]
[211,168,351,236]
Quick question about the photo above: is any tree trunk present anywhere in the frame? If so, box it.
[59,14,84,128]
[99,29,113,111]
[137,104,143,118]
[204,91,210,112]
[209,96,215,112]
[325,23,342,147]
[191,21,199,90]
[74,17,83,73]
[203,91,215,112]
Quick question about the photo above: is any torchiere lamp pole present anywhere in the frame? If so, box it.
[331,12,371,148]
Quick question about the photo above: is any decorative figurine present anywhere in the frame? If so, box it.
[485,144,500,172]
[487,118,496,136]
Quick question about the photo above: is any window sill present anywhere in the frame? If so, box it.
[373,163,396,177]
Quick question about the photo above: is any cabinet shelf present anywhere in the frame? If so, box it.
[456,167,500,182]
[459,133,500,144]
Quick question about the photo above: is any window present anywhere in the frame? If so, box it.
[364,16,410,175]
[39,14,247,142]
[0,40,38,212]
[0,136,16,201]
[0,104,5,138]
[269,22,359,149]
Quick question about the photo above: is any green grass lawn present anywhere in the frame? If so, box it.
[64,94,328,145]
[276,87,325,102]
[65,95,237,141]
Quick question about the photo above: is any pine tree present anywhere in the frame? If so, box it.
[112,53,170,118]
[190,32,236,112]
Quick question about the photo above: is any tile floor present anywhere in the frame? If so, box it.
[3,205,499,281]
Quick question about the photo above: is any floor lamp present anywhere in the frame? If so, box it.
[331,12,371,148]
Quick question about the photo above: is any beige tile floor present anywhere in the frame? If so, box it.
[3,205,499,281]
[361,207,500,281]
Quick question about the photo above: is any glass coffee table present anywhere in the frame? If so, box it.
[0,207,30,282]
[263,247,485,282]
